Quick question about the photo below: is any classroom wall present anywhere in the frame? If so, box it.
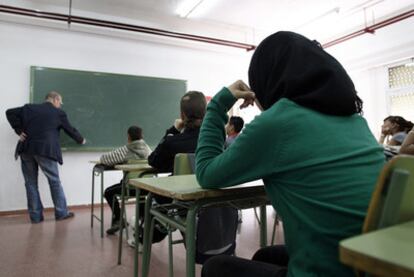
[349,67,389,137]
[0,20,250,212]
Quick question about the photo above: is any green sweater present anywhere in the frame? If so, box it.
[196,88,385,277]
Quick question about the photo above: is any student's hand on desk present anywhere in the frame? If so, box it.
[227,80,255,109]
[174,119,184,131]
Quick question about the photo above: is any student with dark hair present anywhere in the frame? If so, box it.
[148,90,207,173]
[379,115,414,146]
[100,125,151,235]
[196,31,385,277]
[133,91,207,244]
[225,116,244,148]
[128,126,143,141]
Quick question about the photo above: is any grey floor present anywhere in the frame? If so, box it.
[0,206,284,277]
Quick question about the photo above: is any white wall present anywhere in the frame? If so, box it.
[349,67,389,137]
[0,20,250,211]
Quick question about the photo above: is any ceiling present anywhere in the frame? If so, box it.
[1,0,413,44]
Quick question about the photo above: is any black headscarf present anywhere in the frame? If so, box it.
[248,31,362,116]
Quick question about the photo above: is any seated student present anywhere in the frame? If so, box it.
[196,31,385,277]
[99,125,151,235]
[132,91,207,243]
[400,126,414,155]
[148,90,207,173]
[225,116,244,148]
[148,91,239,261]
[379,115,414,146]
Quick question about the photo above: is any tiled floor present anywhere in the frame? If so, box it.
[0,207,283,277]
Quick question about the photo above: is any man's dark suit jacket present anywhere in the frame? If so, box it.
[148,125,199,173]
[6,102,84,164]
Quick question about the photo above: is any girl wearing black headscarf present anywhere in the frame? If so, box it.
[196,31,385,277]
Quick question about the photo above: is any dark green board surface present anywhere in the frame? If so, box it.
[30,66,186,151]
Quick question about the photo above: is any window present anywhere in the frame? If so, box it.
[387,60,414,122]
[388,64,414,89]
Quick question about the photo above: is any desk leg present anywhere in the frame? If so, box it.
[168,231,174,277]
[142,193,153,277]
[134,188,141,277]
[259,205,267,248]
[100,171,104,238]
[186,206,198,277]
[117,173,128,265]
[91,167,96,228]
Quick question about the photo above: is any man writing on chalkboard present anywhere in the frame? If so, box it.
[6,91,86,223]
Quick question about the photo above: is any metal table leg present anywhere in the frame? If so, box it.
[100,170,104,238]
[260,205,267,247]
[141,193,154,277]
[185,205,199,277]
[91,167,96,228]
[117,172,128,265]
[134,188,141,277]
[91,165,105,238]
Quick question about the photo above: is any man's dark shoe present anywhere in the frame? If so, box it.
[56,212,75,221]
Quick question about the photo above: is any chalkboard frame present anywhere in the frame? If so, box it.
[30,66,187,152]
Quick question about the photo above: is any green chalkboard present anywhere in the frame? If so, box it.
[30,66,186,151]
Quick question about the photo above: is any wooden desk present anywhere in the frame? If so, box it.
[340,220,414,277]
[129,174,269,277]
[114,163,153,172]
[114,163,156,265]
[89,161,121,238]
[89,161,154,239]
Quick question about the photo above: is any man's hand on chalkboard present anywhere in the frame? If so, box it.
[81,139,86,145]
[19,132,27,142]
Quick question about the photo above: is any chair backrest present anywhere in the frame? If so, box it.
[363,155,414,233]
[173,153,196,175]
[173,153,239,264]
[349,156,414,277]
[125,159,156,197]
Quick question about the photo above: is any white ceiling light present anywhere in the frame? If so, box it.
[175,0,219,18]
[176,0,204,18]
